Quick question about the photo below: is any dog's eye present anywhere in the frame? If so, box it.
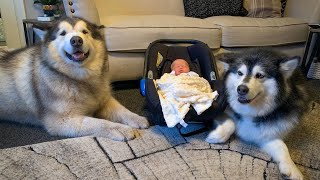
[82,30,88,34]
[60,31,66,36]
[237,71,243,76]
[255,73,265,79]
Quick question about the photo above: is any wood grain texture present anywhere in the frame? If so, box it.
[0,103,319,179]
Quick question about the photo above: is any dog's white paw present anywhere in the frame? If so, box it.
[104,125,136,141]
[206,119,235,144]
[279,161,303,180]
[124,114,150,129]
[206,126,231,143]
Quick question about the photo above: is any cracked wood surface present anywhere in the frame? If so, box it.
[0,102,319,179]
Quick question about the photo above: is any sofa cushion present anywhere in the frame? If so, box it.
[183,0,247,19]
[94,0,185,16]
[205,16,308,47]
[101,15,221,52]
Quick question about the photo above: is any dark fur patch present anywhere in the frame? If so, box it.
[31,56,45,118]
[0,45,41,69]
[225,48,286,78]
[44,17,105,43]
[1,46,30,62]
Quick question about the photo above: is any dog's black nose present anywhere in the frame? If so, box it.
[70,36,83,47]
[237,85,249,95]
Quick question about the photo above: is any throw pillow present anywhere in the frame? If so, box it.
[183,0,247,19]
[280,0,287,17]
[247,0,282,18]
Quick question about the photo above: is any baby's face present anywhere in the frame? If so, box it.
[172,59,190,75]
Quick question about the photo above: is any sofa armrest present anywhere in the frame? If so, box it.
[284,0,320,24]
[62,0,100,25]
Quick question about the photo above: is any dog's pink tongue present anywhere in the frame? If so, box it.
[72,52,85,60]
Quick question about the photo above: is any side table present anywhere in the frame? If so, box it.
[22,19,56,46]
[301,24,320,77]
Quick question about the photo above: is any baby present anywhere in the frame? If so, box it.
[170,59,197,76]
[156,58,218,128]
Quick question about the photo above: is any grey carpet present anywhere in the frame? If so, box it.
[0,80,319,179]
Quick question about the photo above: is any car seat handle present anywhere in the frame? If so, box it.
[150,39,205,46]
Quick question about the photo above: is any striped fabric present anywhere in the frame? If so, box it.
[247,0,282,18]
[0,18,5,42]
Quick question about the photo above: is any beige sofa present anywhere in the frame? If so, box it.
[63,0,320,82]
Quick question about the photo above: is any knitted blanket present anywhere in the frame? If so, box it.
[155,72,218,127]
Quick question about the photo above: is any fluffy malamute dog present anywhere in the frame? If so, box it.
[0,17,149,141]
[206,49,307,180]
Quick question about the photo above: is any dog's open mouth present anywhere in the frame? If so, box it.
[65,50,89,62]
[238,93,260,104]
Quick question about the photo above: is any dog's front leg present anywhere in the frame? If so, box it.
[205,113,235,143]
[43,115,136,141]
[96,97,149,129]
[261,139,303,180]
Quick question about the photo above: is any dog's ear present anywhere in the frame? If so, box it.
[97,25,105,29]
[93,24,105,36]
[216,53,237,72]
[280,56,300,78]
[33,28,47,41]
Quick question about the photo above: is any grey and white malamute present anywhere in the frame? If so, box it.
[0,17,149,141]
[206,49,308,180]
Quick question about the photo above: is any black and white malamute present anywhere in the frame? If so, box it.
[0,17,149,141]
[206,49,308,180]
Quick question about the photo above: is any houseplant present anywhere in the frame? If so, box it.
[34,0,62,17]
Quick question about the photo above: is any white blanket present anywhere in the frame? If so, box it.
[155,72,218,128]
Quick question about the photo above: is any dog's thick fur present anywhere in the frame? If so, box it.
[0,17,149,141]
[206,49,308,180]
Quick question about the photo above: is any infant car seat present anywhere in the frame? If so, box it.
[140,39,226,136]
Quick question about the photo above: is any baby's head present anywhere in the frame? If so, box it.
[171,59,190,75]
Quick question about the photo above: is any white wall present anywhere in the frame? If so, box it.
[1,0,67,48]
[0,0,45,48]
[1,0,26,48]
